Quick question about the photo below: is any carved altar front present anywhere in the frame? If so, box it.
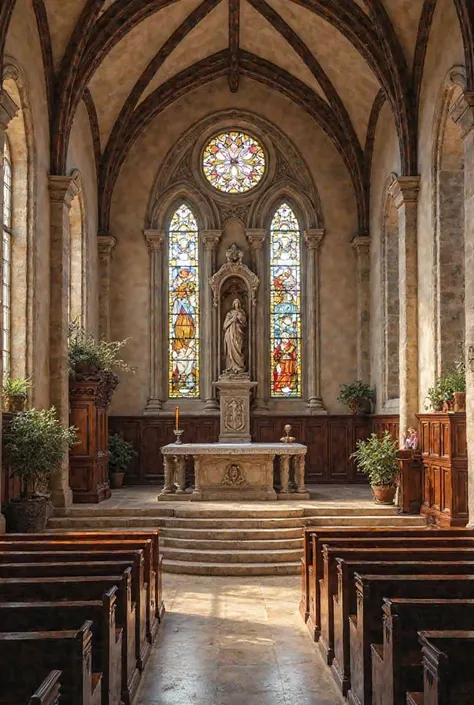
[159,442,308,501]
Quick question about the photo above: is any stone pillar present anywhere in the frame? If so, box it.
[388,176,420,440]
[304,228,326,413]
[201,230,221,411]
[97,233,116,340]
[452,91,474,526]
[143,230,165,414]
[352,236,371,383]
[0,89,18,532]
[247,229,266,409]
[49,175,80,510]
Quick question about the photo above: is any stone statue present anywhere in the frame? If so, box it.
[223,298,247,374]
[226,243,243,264]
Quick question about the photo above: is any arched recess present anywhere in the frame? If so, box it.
[68,169,88,327]
[432,66,467,375]
[248,181,324,232]
[147,182,218,232]
[2,57,36,388]
[380,173,400,411]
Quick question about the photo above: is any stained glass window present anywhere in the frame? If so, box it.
[168,204,200,398]
[202,131,265,193]
[2,137,12,378]
[270,203,302,398]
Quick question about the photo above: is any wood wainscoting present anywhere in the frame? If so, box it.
[108,414,400,486]
[417,412,468,527]
[1,413,20,505]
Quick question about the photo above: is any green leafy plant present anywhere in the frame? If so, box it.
[68,320,134,376]
[3,408,77,498]
[3,376,32,398]
[108,434,137,474]
[351,431,398,487]
[425,359,466,410]
[338,380,376,413]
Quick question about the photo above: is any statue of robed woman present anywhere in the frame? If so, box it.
[223,299,247,374]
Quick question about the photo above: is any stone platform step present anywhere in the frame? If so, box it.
[65,505,398,518]
[163,527,304,540]
[164,559,301,576]
[162,546,302,564]
[163,536,303,550]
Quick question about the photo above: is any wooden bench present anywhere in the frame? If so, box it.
[307,534,474,641]
[0,571,139,704]
[300,527,474,629]
[0,589,122,705]
[371,598,474,705]
[326,547,474,693]
[408,631,474,705]
[0,622,101,705]
[0,557,148,671]
[0,536,161,642]
[347,574,474,705]
[28,671,62,705]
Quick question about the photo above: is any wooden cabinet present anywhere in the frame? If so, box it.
[417,413,468,527]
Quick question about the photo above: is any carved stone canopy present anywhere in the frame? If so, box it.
[209,242,260,307]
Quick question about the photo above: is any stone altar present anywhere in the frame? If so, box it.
[159,442,308,501]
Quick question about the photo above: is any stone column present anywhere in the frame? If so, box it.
[49,174,80,510]
[97,233,116,340]
[0,89,18,532]
[352,236,371,383]
[452,91,474,526]
[247,229,266,409]
[304,228,326,413]
[200,230,221,411]
[388,176,420,439]
[143,230,165,414]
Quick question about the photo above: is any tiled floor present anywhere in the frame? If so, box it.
[136,574,345,705]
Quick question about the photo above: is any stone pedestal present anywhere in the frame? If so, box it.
[214,377,257,443]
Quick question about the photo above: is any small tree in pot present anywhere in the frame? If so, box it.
[3,408,77,532]
[108,434,137,489]
[351,431,399,505]
[338,380,376,414]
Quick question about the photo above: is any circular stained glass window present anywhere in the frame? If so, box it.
[202,131,266,194]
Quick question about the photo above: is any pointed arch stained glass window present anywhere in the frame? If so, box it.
[202,131,265,193]
[168,204,200,398]
[270,203,302,398]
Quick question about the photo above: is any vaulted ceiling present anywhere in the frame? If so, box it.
[3,0,474,232]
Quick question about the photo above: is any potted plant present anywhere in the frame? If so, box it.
[3,408,77,532]
[108,434,137,489]
[351,431,398,505]
[425,379,445,412]
[338,380,376,414]
[2,376,32,412]
[443,360,466,412]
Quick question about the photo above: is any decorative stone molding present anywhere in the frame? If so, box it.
[98,233,117,259]
[304,228,326,413]
[0,89,18,131]
[48,173,81,209]
[209,257,260,308]
[201,230,221,252]
[97,233,117,340]
[451,90,474,138]
[143,229,166,414]
[352,236,371,384]
[388,176,420,208]
[200,229,221,411]
[247,229,265,251]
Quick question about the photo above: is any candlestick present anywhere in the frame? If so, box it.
[173,429,183,445]
[175,406,179,431]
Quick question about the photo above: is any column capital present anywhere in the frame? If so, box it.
[451,90,474,138]
[304,228,325,250]
[246,229,266,250]
[0,89,19,131]
[144,229,165,251]
[352,235,371,257]
[200,230,221,251]
[388,176,420,208]
[98,233,117,258]
[48,174,80,208]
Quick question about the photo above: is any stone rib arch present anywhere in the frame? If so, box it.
[147,182,219,232]
[247,182,323,232]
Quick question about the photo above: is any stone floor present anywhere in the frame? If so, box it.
[136,574,344,705]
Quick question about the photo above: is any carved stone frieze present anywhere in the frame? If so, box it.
[221,464,247,486]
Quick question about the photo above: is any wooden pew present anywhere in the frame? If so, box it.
[347,574,474,705]
[372,598,474,705]
[0,558,149,671]
[0,622,101,705]
[325,546,474,692]
[0,571,139,704]
[408,631,474,705]
[0,538,157,644]
[307,533,474,641]
[0,589,122,705]
[1,530,164,626]
[29,671,62,705]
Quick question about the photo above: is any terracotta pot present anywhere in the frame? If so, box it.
[4,496,53,533]
[4,394,27,413]
[454,392,466,413]
[442,398,455,413]
[110,471,126,489]
[372,485,396,505]
[347,398,371,415]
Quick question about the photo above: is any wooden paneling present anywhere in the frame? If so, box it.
[417,413,468,527]
[1,412,20,505]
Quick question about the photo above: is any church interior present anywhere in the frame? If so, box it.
[2,0,474,703]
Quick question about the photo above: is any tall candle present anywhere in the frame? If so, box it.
[175,406,179,430]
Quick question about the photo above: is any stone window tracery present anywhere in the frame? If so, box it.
[2,136,12,377]
[168,203,200,398]
[202,131,265,194]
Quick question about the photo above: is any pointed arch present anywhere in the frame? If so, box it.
[248,181,323,231]
[147,182,218,232]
